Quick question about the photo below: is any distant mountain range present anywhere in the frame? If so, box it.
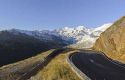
[0,23,112,66]
[0,30,67,66]
[7,23,112,48]
[55,23,112,48]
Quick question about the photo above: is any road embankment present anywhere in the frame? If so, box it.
[67,51,91,80]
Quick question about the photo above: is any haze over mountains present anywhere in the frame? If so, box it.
[0,23,112,66]
[8,23,112,47]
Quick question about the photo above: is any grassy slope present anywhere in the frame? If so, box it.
[29,50,81,80]
[0,49,54,80]
[0,49,82,80]
[93,16,125,63]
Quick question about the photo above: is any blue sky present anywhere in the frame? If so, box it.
[0,0,125,30]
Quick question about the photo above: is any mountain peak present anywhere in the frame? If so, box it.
[93,23,112,32]
[2,23,112,48]
[75,26,87,30]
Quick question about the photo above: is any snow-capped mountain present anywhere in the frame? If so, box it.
[54,23,112,48]
[6,23,112,48]
[91,23,113,37]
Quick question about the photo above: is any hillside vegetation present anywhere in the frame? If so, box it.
[0,49,83,80]
[0,49,54,80]
[93,16,125,63]
[29,50,81,80]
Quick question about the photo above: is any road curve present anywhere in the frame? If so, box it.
[70,50,125,80]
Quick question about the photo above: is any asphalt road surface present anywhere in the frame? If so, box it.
[70,50,125,80]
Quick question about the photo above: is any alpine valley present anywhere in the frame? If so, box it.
[0,23,112,66]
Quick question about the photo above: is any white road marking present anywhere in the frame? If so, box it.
[90,59,94,63]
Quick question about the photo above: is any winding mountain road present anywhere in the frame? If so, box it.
[70,50,125,80]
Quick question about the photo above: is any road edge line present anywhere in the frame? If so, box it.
[67,51,91,80]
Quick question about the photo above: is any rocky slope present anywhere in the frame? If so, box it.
[93,16,125,63]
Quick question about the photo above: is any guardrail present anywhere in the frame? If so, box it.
[67,51,91,80]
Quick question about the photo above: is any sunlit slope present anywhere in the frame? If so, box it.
[29,49,81,80]
[93,16,125,63]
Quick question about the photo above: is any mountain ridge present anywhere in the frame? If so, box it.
[0,23,112,66]
[93,16,125,63]
[5,23,112,48]
[0,30,67,66]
